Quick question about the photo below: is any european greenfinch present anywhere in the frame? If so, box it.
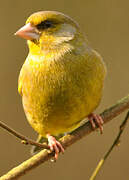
[15,11,106,159]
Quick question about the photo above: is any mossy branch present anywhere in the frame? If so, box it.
[0,94,129,180]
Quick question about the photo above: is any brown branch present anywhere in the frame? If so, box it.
[89,110,129,180]
[0,94,129,180]
[0,120,49,149]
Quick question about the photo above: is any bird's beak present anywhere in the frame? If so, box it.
[15,23,40,40]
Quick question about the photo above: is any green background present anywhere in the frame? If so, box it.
[0,0,129,179]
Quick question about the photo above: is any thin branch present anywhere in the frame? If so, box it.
[0,120,49,149]
[89,110,129,180]
[0,94,129,180]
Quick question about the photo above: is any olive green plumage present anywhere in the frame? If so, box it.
[18,11,106,138]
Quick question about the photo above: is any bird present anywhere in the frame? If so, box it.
[15,11,106,159]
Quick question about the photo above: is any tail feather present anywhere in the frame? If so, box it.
[30,135,47,155]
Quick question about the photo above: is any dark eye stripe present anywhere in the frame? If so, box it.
[36,20,53,30]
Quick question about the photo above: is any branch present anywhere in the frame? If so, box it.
[89,110,129,180]
[0,94,129,180]
[0,120,49,149]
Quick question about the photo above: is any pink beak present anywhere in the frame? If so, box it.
[15,23,40,40]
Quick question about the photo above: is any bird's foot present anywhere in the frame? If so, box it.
[88,113,104,134]
[47,134,64,160]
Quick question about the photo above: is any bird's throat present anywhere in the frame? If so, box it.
[27,39,74,63]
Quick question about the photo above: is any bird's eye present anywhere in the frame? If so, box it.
[36,20,53,30]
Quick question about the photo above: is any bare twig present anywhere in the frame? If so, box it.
[0,120,49,149]
[0,94,129,180]
[89,110,129,180]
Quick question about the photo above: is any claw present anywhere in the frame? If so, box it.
[47,134,64,160]
[88,113,104,134]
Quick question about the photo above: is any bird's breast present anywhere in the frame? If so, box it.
[19,50,106,135]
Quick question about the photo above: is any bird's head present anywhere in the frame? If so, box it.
[15,11,84,55]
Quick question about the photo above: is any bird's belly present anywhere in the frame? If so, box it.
[22,75,103,136]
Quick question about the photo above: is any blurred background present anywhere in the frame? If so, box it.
[0,0,129,179]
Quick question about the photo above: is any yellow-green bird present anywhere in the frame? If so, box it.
[15,11,106,159]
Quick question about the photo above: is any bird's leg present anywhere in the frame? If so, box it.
[47,134,64,160]
[88,113,104,134]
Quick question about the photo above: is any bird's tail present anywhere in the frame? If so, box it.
[30,134,47,155]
